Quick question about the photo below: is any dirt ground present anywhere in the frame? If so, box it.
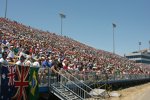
[107,82,150,100]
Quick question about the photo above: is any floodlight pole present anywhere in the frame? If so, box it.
[59,13,66,36]
[113,25,115,54]
[149,41,150,50]
[5,0,8,18]
[61,16,63,36]
[139,42,141,51]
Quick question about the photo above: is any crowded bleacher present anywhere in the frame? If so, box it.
[0,17,150,83]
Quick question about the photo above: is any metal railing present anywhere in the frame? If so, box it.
[65,70,150,82]
[1,63,150,100]
[108,73,150,81]
[50,74,84,100]
[37,68,150,99]
[62,70,101,95]
[49,69,103,99]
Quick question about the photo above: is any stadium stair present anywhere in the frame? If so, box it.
[49,70,103,100]
[50,82,81,100]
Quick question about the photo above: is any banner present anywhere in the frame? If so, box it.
[0,64,44,100]
[12,65,30,100]
[0,65,16,100]
[28,67,39,100]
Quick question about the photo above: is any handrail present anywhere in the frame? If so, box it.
[56,72,101,99]
[65,69,150,81]
[59,70,102,98]
[64,70,100,95]
[49,69,83,99]
[51,85,70,100]
[59,81,84,100]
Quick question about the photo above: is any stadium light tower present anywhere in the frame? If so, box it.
[149,41,150,50]
[59,13,66,36]
[112,23,116,54]
[5,0,8,18]
[139,42,141,51]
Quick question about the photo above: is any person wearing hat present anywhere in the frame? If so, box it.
[41,56,52,68]
[7,46,15,62]
[32,57,40,67]
[24,55,32,67]
[15,54,26,66]
[2,46,8,53]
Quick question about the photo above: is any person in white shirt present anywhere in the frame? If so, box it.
[24,55,32,67]
[33,58,40,67]
[15,55,26,66]
[0,52,8,66]
[7,46,15,62]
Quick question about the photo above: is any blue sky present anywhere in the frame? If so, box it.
[0,0,150,56]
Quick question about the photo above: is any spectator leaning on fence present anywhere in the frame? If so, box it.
[50,60,61,82]
[42,56,51,68]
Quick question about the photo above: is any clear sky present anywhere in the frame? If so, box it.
[0,0,150,56]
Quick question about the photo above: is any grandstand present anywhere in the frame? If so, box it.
[0,17,150,100]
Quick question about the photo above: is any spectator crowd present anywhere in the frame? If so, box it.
[0,17,150,83]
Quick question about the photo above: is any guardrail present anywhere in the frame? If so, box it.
[65,70,150,82]
[1,62,150,98]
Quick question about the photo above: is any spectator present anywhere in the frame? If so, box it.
[42,57,52,67]
[7,46,15,62]
[50,60,61,82]
[15,55,26,66]
[0,52,9,66]
[32,58,40,67]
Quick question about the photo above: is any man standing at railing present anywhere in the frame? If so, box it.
[50,60,62,83]
[41,56,52,68]
[39,56,54,84]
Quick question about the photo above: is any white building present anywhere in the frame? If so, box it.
[125,49,150,64]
